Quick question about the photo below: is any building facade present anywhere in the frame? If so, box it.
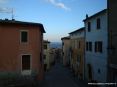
[0,19,45,80]
[108,0,117,83]
[43,40,51,71]
[49,48,56,66]
[43,41,56,71]
[61,36,70,66]
[84,9,108,82]
[69,27,85,79]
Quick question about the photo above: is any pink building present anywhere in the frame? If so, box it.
[0,19,45,81]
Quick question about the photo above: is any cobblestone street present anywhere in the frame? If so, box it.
[40,62,87,87]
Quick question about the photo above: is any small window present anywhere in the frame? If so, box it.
[63,52,64,55]
[43,55,46,59]
[86,42,92,52]
[77,55,81,62]
[98,69,101,74]
[79,41,81,49]
[98,41,102,53]
[88,22,91,32]
[44,44,47,49]
[62,42,64,46]
[86,42,88,51]
[97,18,101,29]
[95,42,98,52]
[75,40,77,49]
[89,42,92,51]
[95,41,103,53]
[72,40,75,49]
[21,31,28,43]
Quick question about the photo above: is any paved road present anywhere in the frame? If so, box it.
[40,63,86,87]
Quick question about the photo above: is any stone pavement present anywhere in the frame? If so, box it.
[40,63,87,87]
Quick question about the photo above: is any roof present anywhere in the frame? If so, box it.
[83,9,107,22]
[61,36,70,40]
[69,27,85,34]
[44,40,50,43]
[0,19,46,33]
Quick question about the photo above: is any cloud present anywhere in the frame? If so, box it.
[0,7,12,13]
[0,0,8,4]
[47,0,71,11]
[0,0,13,13]
[56,2,70,11]
[47,0,55,4]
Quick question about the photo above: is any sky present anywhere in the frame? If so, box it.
[0,0,107,42]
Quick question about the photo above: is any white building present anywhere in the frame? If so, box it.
[84,9,108,83]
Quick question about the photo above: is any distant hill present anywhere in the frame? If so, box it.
[50,42,62,48]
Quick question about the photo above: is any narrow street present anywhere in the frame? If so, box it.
[40,62,87,87]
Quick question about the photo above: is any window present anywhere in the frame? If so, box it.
[21,31,28,43]
[44,44,47,49]
[95,41,103,53]
[98,69,101,74]
[98,42,102,52]
[72,40,75,49]
[89,42,92,51]
[63,52,64,55]
[86,42,92,52]
[43,55,46,59]
[97,18,101,29]
[22,55,31,70]
[95,42,97,52]
[77,55,81,62]
[79,41,81,49]
[88,22,91,32]
[86,42,88,51]
[62,42,64,46]
[75,40,77,49]
[77,55,81,67]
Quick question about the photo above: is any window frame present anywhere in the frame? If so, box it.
[95,42,98,52]
[98,41,102,53]
[89,42,92,52]
[20,30,28,43]
[95,41,103,53]
[97,18,101,29]
[86,42,92,52]
[44,44,47,49]
[86,42,89,51]
[79,41,81,49]
[88,22,91,32]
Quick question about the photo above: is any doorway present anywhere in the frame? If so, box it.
[87,64,92,81]
[21,55,31,75]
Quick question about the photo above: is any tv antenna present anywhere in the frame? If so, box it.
[11,8,14,19]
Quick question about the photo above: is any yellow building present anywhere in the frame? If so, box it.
[61,36,70,66]
[43,40,50,71]
[69,27,85,79]
[49,48,56,66]
[43,41,56,71]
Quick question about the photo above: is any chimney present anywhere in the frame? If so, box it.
[5,18,9,21]
[12,19,15,21]
[86,14,88,18]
